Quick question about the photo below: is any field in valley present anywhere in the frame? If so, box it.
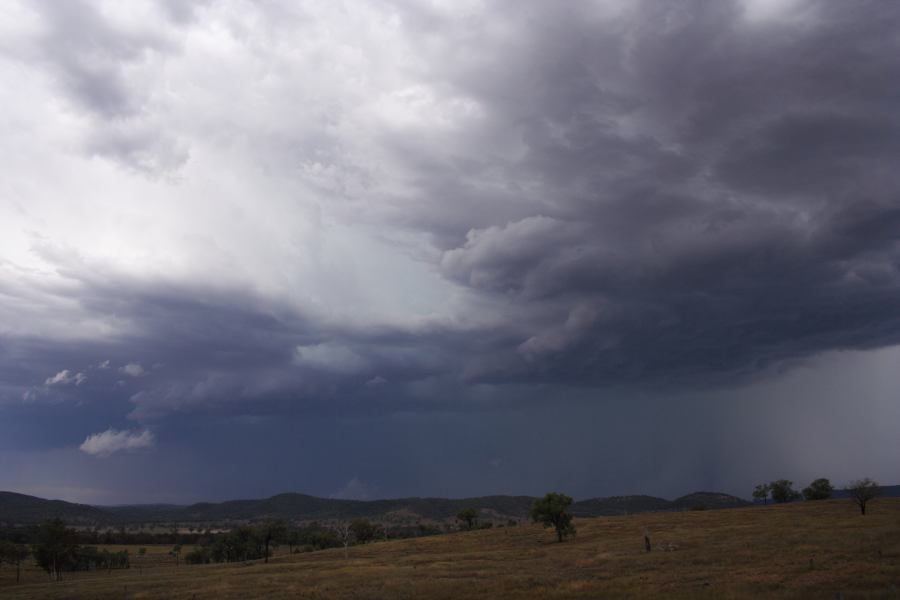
[2,499,898,599]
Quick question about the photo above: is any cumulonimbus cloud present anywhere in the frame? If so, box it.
[2,0,899,415]
[79,429,155,457]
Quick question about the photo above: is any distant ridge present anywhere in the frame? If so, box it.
[4,487,896,526]
[569,491,750,516]
[0,491,111,525]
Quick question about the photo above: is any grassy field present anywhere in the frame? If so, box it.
[1,499,898,599]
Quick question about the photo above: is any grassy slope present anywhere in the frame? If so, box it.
[2,499,898,600]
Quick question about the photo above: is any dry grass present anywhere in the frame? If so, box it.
[2,499,898,599]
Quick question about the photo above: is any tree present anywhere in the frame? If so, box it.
[286,530,301,554]
[0,541,29,583]
[802,478,834,501]
[530,492,576,542]
[170,544,182,566]
[847,478,880,515]
[349,519,378,545]
[214,526,266,563]
[32,519,79,581]
[257,520,287,564]
[456,508,478,531]
[334,522,352,558]
[752,483,771,505]
[8,544,29,583]
[769,479,802,503]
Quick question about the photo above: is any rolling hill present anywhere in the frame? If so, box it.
[18,485,899,526]
[0,491,112,525]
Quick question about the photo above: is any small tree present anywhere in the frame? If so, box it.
[11,543,29,583]
[802,478,834,501]
[334,522,352,558]
[752,483,771,505]
[349,519,378,545]
[170,544,182,566]
[286,530,300,554]
[32,519,79,581]
[456,508,478,531]
[0,541,12,578]
[769,479,801,503]
[847,478,880,515]
[0,542,30,584]
[530,492,576,542]
[258,520,287,563]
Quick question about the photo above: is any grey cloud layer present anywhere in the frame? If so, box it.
[0,0,900,501]
[430,1,900,385]
[2,1,900,500]
[3,0,899,415]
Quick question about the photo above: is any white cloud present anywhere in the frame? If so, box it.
[294,343,369,375]
[365,375,388,387]
[44,369,87,386]
[331,476,376,501]
[0,0,457,348]
[79,428,155,457]
[119,363,145,377]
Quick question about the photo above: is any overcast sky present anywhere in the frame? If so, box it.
[1,0,899,505]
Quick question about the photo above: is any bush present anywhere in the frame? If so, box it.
[802,478,834,501]
[185,547,212,565]
[770,480,802,503]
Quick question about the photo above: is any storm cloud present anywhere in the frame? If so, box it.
[1,0,899,503]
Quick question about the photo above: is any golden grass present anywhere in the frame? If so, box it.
[2,499,898,599]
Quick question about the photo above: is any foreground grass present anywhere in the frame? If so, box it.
[2,499,898,599]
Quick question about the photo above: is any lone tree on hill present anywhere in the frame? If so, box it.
[847,478,880,515]
[752,483,771,504]
[769,479,802,503]
[530,492,576,542]
[802,478,834,501]
[456,508,478,531]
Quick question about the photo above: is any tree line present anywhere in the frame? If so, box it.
[752,477,881,514]
[0,518,131,582]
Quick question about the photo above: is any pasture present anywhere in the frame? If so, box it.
[2,499,898,599]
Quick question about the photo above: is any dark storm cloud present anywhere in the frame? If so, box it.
[5,0,900,408]
[0,252,475,425]
[3,0,900,501]
[28,0,168,118]
[399,0,900,387]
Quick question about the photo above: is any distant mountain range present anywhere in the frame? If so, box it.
[4,486,896,527]
[2,490,753,526]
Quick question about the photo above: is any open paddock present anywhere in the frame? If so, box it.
[2,500,898,599]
